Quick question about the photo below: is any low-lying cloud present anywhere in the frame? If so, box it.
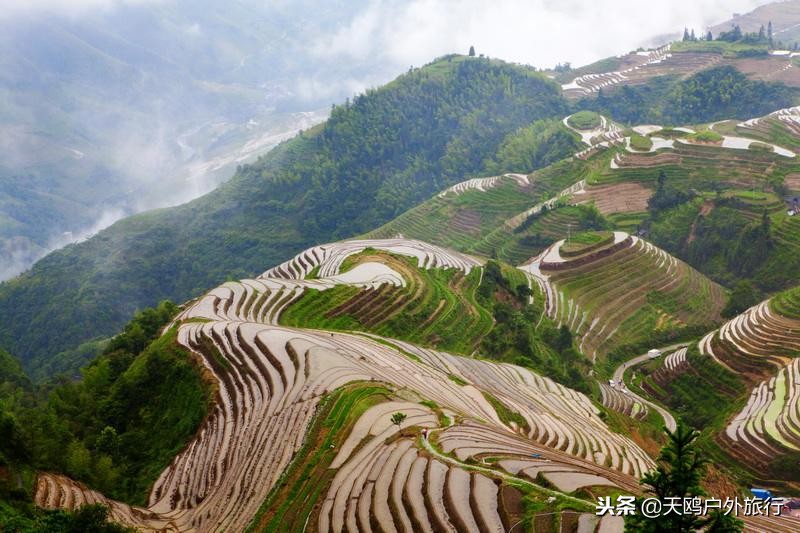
[311,0,770,71]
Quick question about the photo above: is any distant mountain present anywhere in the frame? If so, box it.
[0,0,404,280]
[710,0,800,47]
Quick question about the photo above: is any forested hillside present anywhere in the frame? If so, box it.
[0,55,571,378]
[585,66,796,125]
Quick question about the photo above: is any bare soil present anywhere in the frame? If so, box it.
[572,183,653,214]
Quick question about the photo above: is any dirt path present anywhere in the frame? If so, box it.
[420,428,593,510]
[687,201,714,245]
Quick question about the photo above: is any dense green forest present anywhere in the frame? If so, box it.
[584,66,797,125]
[0,302,210,528]
[0,55,571,379]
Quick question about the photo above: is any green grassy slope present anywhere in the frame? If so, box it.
[543,233,726,367]
[367,155,610,266]
[281,251,592,393]
[280,252,493,355]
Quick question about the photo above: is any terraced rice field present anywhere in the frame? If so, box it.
[437,173,530,198]
[561,45,672,96]
[561,48,722,98]
[391,338,655,476]
[279,251,494,355]
[367,160,587,255]
[599,384,648,421]
[520,232,725,360]
[699,297,800,376]
[35,236,655,531]
[642,348,691,395]
[597,128,800,194]
[562,114,623,149]
[262,238,482,280]
[740,105,800,145]
[473,205,606,266]
[725,359,800,455]
[663,347,687,372]
[698,287,800,460]
[570,182,653,214]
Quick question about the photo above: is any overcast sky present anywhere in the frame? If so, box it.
[3,0,771,70]
[309,0,772,71]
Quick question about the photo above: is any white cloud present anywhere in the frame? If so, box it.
[0,0,162,18]
[311,0,770,70]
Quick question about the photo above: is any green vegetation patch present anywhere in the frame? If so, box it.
[482,391,530,433]
[629,133,653,151]
[559,231,614,257]
[688,130,723,143]
[567,111,601,130]
[585,65,796,126]
[0,302,211,507]
[640,346,745,430]
[247,385,392,532]
[748,141,774,153]
[770,285,800,319]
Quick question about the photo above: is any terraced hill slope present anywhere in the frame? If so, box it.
[629,285,800,492]
[34,238,654,531]
[700,287,800,464]
[559,41,800,100]
[520,231,726,363]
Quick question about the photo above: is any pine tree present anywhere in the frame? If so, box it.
[690,29,696,41]
[683,27,690,41]
[706,30,713,41]
[758,25,766,41]
[768,21,774,47]
[626,423,744,532]
[468,45,476,57]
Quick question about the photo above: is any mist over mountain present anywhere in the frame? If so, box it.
[0,0,393,280]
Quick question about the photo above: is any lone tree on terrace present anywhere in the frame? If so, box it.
[468,45,476,57]
[390,412,407,428]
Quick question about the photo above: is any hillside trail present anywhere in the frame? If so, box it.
[610,343,687,432]
[420,427,594,510]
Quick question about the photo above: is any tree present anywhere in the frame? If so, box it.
[722,281,760,318]
[626,422,743,532]
[468,45,476,57]
[37,504,134,532]
[390,412,407,428]
[706,30,713,41]
[768,21,774,47]
[758,25,765,41]
[683,28,690,41]
[554,325,573,352]
[690,29,696,41]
